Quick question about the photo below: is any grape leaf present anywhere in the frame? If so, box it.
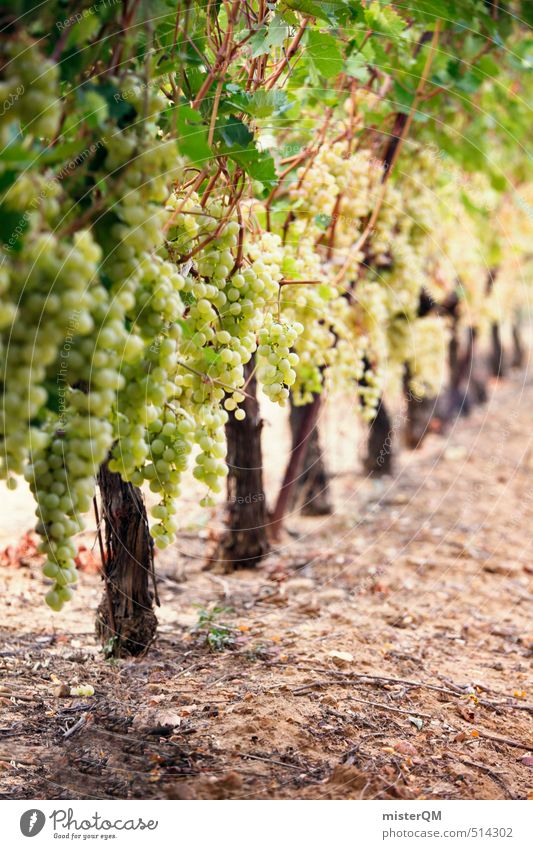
[307,29,344,77]
[176,105,213,166]
[283,0,361,25]
[345,52,369,81]
[250,15,289,57]
[215,117,277,190]
[224,88,293,118]
[0,206,29,252]
[216,117,254,150]
[364,2,407,37]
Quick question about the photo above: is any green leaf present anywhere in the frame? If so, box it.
[392,81,415,113]
[0,170,17,194]
[0,144,37,169]
[214,117,277,190]
[364,2,407,38]
[177,317,194,339]
[0,205,29,251]
[232,148,277,189]
[41,139,96,167]
[307,29,344,78]
[246,90,293,117]
[216,117,254,150]
[345,52,369,81]
[488,171,507,192]
[176,105,213,166]
[249,15,289,57]
[224,88,293,118]
[283,0,360,25]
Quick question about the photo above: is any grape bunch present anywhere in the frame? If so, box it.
[0,35,60,142]
[0,229,103,483]
[27,416,113,611]
[257,317,302,404]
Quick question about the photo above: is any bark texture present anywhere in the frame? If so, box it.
[490,322,506,378]
[95,460,157,657]
[208,360,270,571]
[364,399,393,476]
[271,393,321,540]
[403,367,437,450]
[512,316,525,368]
[289,396,332,515]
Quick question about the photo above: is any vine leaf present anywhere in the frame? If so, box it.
[307,29,343,78]
[363,2,407,38]
[176,105,213,166]
[250,15,290,57]
[225,87,293,118]
[283,0,359,25]
[216,117,277,191]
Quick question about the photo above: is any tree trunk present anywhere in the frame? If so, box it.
[512,312,524,368]
[445,324,476,420]
[364,399,393,476]
[403,366,436,450]
[208,359,270,571]
[489,322,505,378]
[270,393,321,540]
[289,395,332,515]
[95,459,158,658]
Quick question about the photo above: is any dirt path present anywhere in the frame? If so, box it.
[1,372,532,800]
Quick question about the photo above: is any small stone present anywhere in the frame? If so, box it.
[394,740,418,756]
[285,578,315,595]
[328,650,354,667]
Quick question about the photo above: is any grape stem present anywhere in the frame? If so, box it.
[176,359,255,400]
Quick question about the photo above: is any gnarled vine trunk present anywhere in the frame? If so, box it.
[271,393,321,540]
[403,366,437,450]
[512,312,525,368]
[364,399,393,476]
[490,322,506,378]
[95,459,158,657]
[289,395,332,515]
[208,359,270,571]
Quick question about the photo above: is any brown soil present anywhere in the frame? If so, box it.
[1,373,532,801]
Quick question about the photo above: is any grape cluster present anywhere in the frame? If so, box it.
[405,316,450,399]
[0,36,60,142]
[257,317,302,404]
[0,230,102,483]
[27,416,113,610]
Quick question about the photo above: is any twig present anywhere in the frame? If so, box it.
[63,714,89,740]
[293,674,533,714]
[454,757,514,799]
[176,359,254,399]
[238,752,302,771]
[293,674,459,698]
[474,729,533,750]
[0,753,37,766]
[206,574,231,599]
[345,696,432,719]
[0,688,39,702]
[263,19,309,91]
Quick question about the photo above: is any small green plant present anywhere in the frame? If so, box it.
[102,635,120,660]
[191,605,236,652]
